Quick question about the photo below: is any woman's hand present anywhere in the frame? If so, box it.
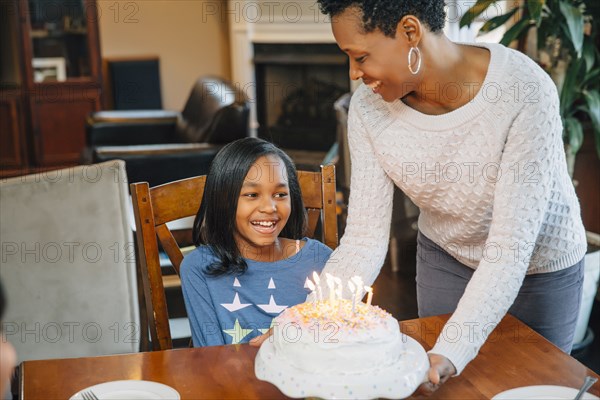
[417,353,456,395]
[249,328,273,347]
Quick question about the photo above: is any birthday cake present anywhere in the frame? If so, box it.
[255,279,429,399]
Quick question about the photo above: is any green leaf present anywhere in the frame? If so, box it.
[583,90,600,137]
[500,18,531,46]
[528,0,545,26]
[564,117,584,154]
[460,0,497,28]
[559,1,584,58]
[582,37,596,73]
[480,8,518,33]
[582,68,600,87]
[560,57,583,116]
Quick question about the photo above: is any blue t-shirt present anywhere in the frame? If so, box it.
[180,238,332,346]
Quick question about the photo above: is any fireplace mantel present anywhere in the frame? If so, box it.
[227,1,337,133]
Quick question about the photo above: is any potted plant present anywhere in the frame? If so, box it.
[460,0,600,353]
[460,0,599,175]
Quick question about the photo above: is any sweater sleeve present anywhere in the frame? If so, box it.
[429,78,564,374]
[180,253,225,347]
[318,92,395,294]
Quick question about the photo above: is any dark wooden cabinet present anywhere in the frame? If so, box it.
[0,92,27,172]
[1,0,102,176]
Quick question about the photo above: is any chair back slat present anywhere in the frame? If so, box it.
[297,171,322,208]
[305,209,320,238]
[131,165,338,351]
[130,182,173,351]
[151,176,205,226]
[321,165,338,250]
[156,224,185,274]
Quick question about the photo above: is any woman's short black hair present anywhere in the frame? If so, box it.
[317,0,446,36]
[192,137,307,276]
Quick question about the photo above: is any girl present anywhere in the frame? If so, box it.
[180,138,332,346]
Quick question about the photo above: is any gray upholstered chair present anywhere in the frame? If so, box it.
[0,161,140,362]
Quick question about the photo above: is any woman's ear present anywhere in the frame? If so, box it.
[397,15,422,46]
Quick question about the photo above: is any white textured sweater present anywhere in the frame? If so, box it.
[320,42,587,374]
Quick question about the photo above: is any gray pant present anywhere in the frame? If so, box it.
[416,232,585,353]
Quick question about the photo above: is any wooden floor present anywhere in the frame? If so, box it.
[372,244,419,321]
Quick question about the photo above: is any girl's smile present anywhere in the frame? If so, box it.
[250,218,281,234]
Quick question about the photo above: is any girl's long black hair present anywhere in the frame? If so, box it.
[192,137,307,276]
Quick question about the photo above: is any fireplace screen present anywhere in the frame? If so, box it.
[254,43,350,151]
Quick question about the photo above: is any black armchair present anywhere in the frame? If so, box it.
[86,76,249,187]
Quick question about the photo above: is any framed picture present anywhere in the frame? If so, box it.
[32,57,67,82]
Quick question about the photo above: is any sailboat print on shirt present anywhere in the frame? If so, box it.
[256,277,288,313]
[220,278,251,312]
[257,294,288,314]
[221,292,252,312]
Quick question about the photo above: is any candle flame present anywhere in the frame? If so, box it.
[347,281,355,293]
[364,285,373,306]
[312,271,320,284]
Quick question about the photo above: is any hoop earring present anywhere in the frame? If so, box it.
[408,46,422,75]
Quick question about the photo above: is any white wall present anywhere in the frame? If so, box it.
[99,0,231,110]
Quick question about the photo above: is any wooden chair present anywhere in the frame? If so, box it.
[130,165,337,351]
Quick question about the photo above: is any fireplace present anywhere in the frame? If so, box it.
[253,43,349,151]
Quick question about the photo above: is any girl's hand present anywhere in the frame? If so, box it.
[249,328,273,347]
[417,353,456,395]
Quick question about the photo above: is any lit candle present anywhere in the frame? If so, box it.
[347,281,356,313]
[325,273,335,302]
[351,276,363,306]
[312,271,323,302]
[364,286,373,306]
[334,277,343,300]
[334,277,343,314]
[306,279,316,304]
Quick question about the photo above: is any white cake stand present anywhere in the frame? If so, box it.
[255,334,429,399]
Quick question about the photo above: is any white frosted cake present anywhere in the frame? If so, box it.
[255,299,428,399]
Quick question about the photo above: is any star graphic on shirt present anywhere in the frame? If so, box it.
[220,292,252,312]
[268,277,276,289]
[223,319,254,344]
[233,277,241,287]
[256,295,288,314]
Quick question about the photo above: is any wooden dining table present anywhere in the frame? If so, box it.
[20,314,600,399]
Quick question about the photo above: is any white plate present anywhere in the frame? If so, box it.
[70,380,180,400]
[492,385,600,400]
[255,334,429,399]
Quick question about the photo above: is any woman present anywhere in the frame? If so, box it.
[313,0,587,394]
